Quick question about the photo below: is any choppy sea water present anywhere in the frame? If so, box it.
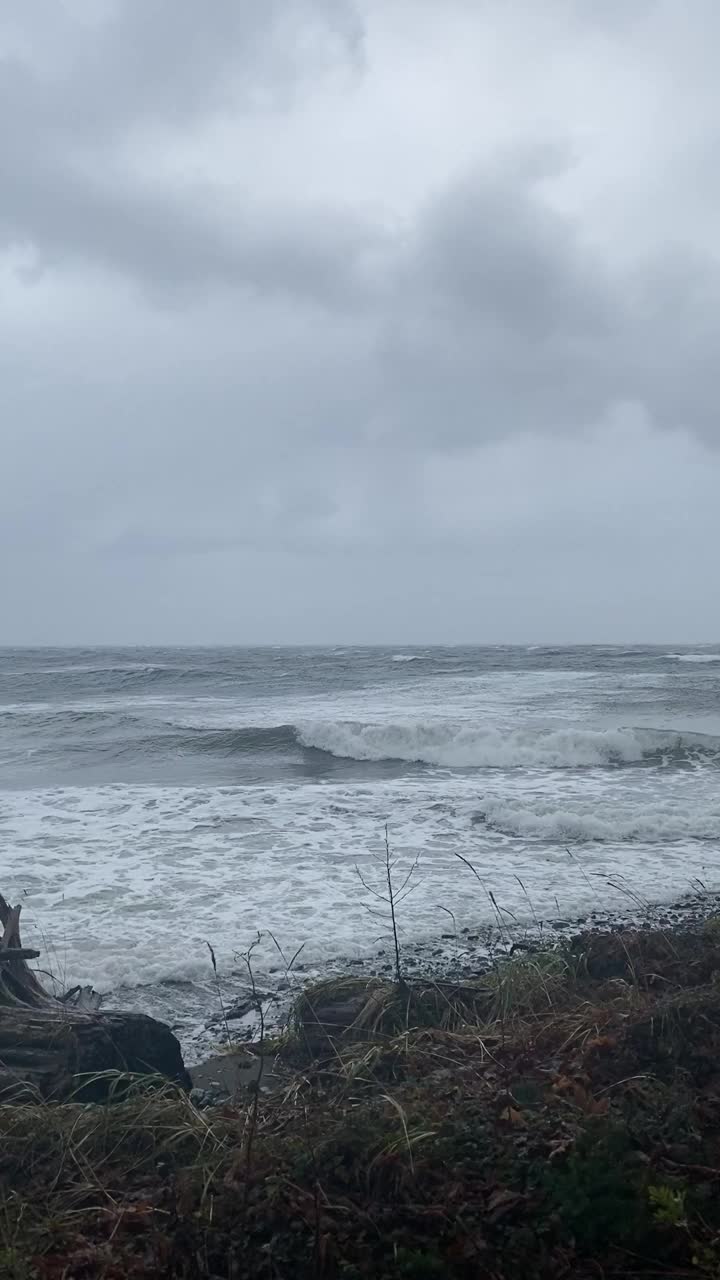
[2,645,720,1052]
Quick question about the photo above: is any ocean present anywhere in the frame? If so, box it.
[2,645,720,1051]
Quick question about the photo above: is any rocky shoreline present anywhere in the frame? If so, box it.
[187,885,720,1104]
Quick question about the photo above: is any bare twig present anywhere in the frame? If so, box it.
[205,941,230,1046]
[355,827,421,988]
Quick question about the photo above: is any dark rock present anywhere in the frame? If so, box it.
[292,979,383,1052]
[224,998,255,1021]
[0,1007,191,1101]
[83,1011,191,1095]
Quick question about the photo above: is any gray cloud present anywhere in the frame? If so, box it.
[1,0,720,641]
[0,0,371,304]
[1,0,364,132]
[0,156,383,305]
[375,159,720,449]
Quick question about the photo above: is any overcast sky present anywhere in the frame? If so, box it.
[2,0,719,644]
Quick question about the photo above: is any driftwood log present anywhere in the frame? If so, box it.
[0,894,190,1100]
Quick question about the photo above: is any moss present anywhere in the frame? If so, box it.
[394,1247,447,1277]
[542,1123,653,1250]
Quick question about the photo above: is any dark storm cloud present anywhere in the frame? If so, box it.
[0,0,370,303]
[375,157,614,444]
[376,159,720,448]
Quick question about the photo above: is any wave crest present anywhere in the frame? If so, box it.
[296,721,720,769]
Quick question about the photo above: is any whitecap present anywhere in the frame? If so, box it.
[666,653,720,663]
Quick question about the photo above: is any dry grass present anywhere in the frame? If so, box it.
[290,951,577,1054]
[4,923,720,1278]
[0,1075,228,1195]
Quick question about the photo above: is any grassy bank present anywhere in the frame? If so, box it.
[4,919,720,1278]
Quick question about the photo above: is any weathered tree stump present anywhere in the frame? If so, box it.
[0,894,190,1100]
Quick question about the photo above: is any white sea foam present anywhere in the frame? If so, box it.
[1,766,718,1005]
[392,654,422,662]
[666,653,720,663]
[478,796,720,842]
[31,663,179,675]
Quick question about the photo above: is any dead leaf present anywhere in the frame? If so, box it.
[548,1136,574,1161]
[585,1034,618,1053]
[499,1105,526,1128]
[487,1187,525,1220]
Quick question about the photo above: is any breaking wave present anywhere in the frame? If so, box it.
[294,721,720,769]
[4,705,720,772]
[473,796,720,842]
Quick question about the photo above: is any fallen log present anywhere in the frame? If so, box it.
[0,894,190,1100]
